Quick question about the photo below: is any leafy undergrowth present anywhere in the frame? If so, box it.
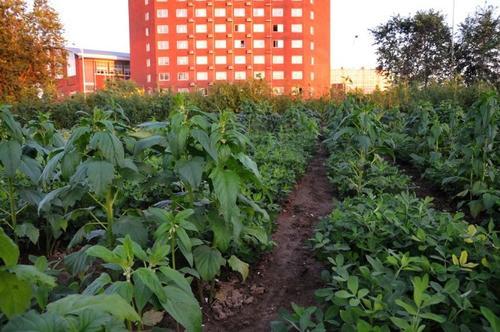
[273,97,500,331]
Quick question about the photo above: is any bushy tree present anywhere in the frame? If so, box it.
[0,0,65,102]
[456,6,500,86]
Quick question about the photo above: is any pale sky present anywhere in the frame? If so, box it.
[47,0,495,69]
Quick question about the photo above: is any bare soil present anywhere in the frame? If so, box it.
[202,144,335,332]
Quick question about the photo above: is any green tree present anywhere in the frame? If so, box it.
[371,10,453,86]
[0,0,65,102]
[456,6,500,86]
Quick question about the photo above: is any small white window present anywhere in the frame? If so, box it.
[273,87,284,95]
[272,71,284,80]
[147,74,151,83]
[178,72,189,81]
[196,72,208,80]
[310,11,315,20]
[214,8,226,17]
[272,24,284,32]
[216,71,227,80]
[158,57,169,65]
[310,26,314,35]
[311,56,315,65]
[291,24,302,33]
[254,71,265,79]
[235,71,246,80]
[196,56,208,65]
[253,39,265,48]
[158,41,169,50]
[291,40,303,48]
[215,55,227,64]
[177,56,189,65]
[159,73,170,81]
[196,40,207,49]
[145,12,150,21]
[146,59,151,67]
[310,72,315,80]
[145,28,149,36]
[177,24,188,33]
[273,40,284,48]
[157,9,168,18]
[146,43,151,52]
[235,24,245,32]
[253,24,265,33]
[272,55,284,64]
[310,41,315,50]
[145,0,148,5]
[234,8,245,17]
[254,55,265,64]
[157,25,168,34]
[195,8,206,17]
[176,9,187,17]
[178,88,189,93]
[196,24,207,33]
[215,39,227,48]
[292,71,303,80]
[253,8,264,17]
[234,40,245,48]
[177,40,188,49]
[215,24,226,33]
[291,55,303,64]
[235,56,246,64]
[272,8,283,17]
[291,8,302,17]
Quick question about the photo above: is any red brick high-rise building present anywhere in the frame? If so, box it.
[128,0,330,96]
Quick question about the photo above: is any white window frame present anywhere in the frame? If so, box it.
[215,55,227,64]
[291,24,303,33]
[176,9,187,17]
[253,55,265,64]
[215,39,227,48]
[253,8,264,17]
[176,24,188,33]
[292,71,303,80]
[176,40,188,49]
[234,8,245,17]
[158,57,170,65]
[159,73,170,81]
[157,25,168,34]
[177,72,189,81]
[291,40,303,48]
[196,72,208,80]
[214,8,226,17]
[272,71,284,80]
[272,55,284,64]
[235,71,247,80]
[253,24,265,33]
[196,40,208,49]
[158,41,169,50]
[196,24,207,33]
[215,71,227,80]
[195,8,207,17]
[235,55,246,64]
[157,9,168,18]
[177,56,189,65]
[291,8,302,17]
[272,8,283,17]
[214,24,226,33]
[253,39,265,48]
[196,56,208,65]
[291,55,303,64]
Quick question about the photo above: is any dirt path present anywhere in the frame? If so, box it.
[203,144,334,331]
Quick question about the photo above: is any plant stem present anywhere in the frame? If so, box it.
[171,236,176,269]
[7,178,17,235]
[105,190,115,247]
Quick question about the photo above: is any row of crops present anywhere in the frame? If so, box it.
[0,96,319,331]
[275,93,499,331]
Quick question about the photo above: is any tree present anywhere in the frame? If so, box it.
[456,6,500,86]
[371,10,453,86]
[0,0,65,102]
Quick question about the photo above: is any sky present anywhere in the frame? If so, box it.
[47,0,495,69]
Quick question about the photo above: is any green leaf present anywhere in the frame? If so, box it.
[236,153,261,179]
[134,268,167,303]
[105,281,134,303]
[192,129,218,161]
[86,245,122,265]
[0,109,24,141]
[209,214,232,252]
[347,276,358,294]
[411,274,429,308]
[161,286,202,332]
[40,150,64,184]
[132,272,153,314]
[193,245,225,281]
[0,140,22,178]
[176,157,205,189]
[334,290,353,299]
[2,311,68,332]
[133,135,165,155]
[158,266,193,295]
[0,227,19,267]
[86,160,114,196]
[47,294,140,322]
[481,306,500,331]
[210,167,240,221]
[228,255,249,281]
[83,272,112,295]
[89,132,125,166]
[14,223,40,244]
[61,149,81,180]
[112,216,149,247]
[395,299,418,315]
[0,271,32,318]
[390,317,411,330]
[420,312,446,323]
[9,265,56,287]
[19,156,42,184]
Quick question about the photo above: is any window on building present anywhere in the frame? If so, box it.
[234,8,245,17]
[310,72,315,80]
[292,71,303,79]
[214,8,226,17]
[291,55,303,64]
[273,87,284,95]
[310,11,315,19]
[253,24,265,33]
[272,55,284,64]
[254,55,265,64]
[196,56,208,65]
[310,41,315,50]
[196,40,207,49]
[291,24,302,33]
[216,71,227,80]
[176,40,188,49]
[215,24,226,33]
[146,58,151,67]
[145,0,148,5]
[145,12,150,21]
[146,43,151,52]
[197,72,208,80]
[157,9,168,18]
[177,25,188,33]
[159,73,170,81]
[310,26,314,35]
[147,74,151,83]
[195,8,206,17]
[253,8,264,16]
[158,41,169,49]
[235,71,246,80]
[177,56,189,65]
[272,71,284,80]
[158,57,169,65]
[235,55,246,64]
[291,8,302,17]
[215,55,227,64]
[178,87,189,92]
[235,24,245,32]
[145,28,149,36]
[272,8,283,16]
[215,39,227,48]
[311,56,315,65]
[157,25,168,34]
[176,9,187,17]
[178,72,189,80]
[273,40,284,48]
[196,24,207,33]
[291,40,303,48]
[253,39,265,48]
[272,24,284,32]
[234,40,245,48]
[254,71,265,79]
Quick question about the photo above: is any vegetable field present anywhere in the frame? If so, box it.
[0,87,499,332]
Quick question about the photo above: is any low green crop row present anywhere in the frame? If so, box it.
[273,97,500,332]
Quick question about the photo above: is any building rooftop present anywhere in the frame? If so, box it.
[67,47,130,61]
